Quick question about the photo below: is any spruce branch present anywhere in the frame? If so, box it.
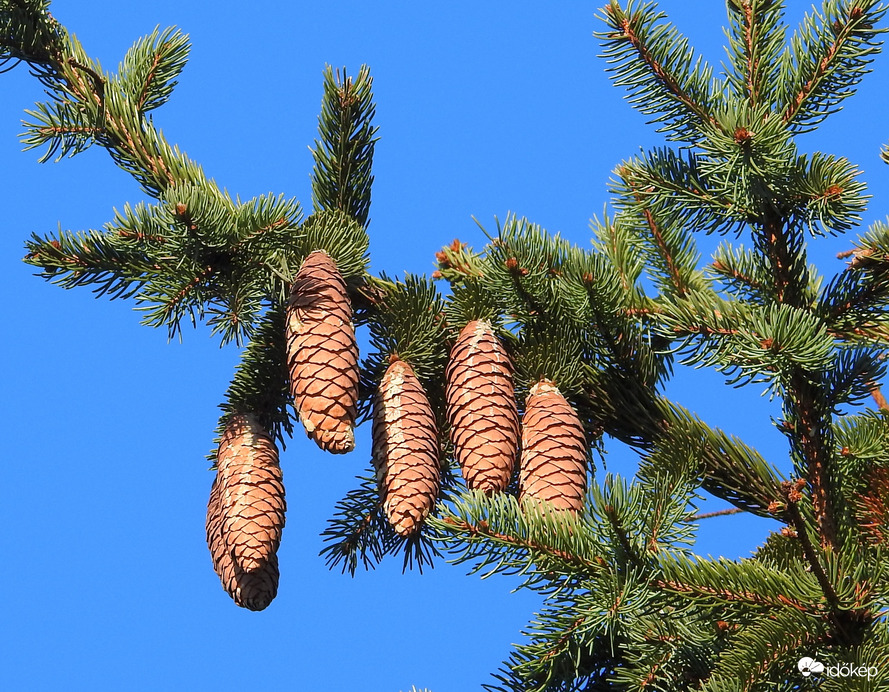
[600,501,649,572]
[580,269,665,387]
[319,474,398,575]
[686,507,744,521]
[4,5,214,197]
[23,227,158,298]
[614,162,713,298]
[781,480,843,612]
[780,0,887,134]
[209,302,293,459]
[792,151,868,236]
[818,258,889,342]
[579,367,787,518]
[360,274,449,418]
[24,180,307,346]
[614,149,750,236]
[710,243,772,305]
[656,554,825,614]
[641,205,698,297]
[294,209,370,286]
[783,374,838,549]
[757,209,808,308]
[855,465,889,544]
[700,608,825,692]
[591,212,647,306]
[490,628,625,692]
[780,480,880,647]
[661,402,788,517]
[658,295,835,392]
[431,491,609,586]
[0,0,66,82]
[310,65,377,228]
[433,238,485,285]
[136,263,215,340]
[116,26,189,115]
[21,97,102,161]
[8,2,889,687]
[725,0,787,108]
[598,0,720,143]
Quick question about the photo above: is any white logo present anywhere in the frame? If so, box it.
[798,657,825,677]
[798,656,878,680]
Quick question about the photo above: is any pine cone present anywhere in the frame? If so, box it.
[286,250,359,454]
[372,359,440,536]
[206,414,286,611]
[519,380,587,512]
[446,320,519,493]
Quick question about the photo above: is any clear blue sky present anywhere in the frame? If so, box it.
[2,2,888,690]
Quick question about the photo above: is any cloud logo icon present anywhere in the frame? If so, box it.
[798,657,825,677]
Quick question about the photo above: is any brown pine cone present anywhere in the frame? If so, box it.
[286,250,359,454]
[372,359,440,536]
[206,414,286,611]
[446,320,519,493]
[519,380,587,512]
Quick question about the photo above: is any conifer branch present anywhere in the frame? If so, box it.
[0,0,66,80]
[656,556,824,614]
[123,27,190,114]
[820,250,889,334]
[210,303,293,456]
[311,66,377,228]
[871,385,889,410]
[580,374,787,516]
[595,215,639,299]
[3,4,214,197]
[781,480,841,609]
[440,516,598,574]
[819,273,886,329]
[138,264,214,339]
[687,507,744,521]
[725,0,787,108]
[759,210,799,307]
[710,256,769,303]
[638,199,687,297]
[8,3,889,686]
[741,2,759,107]
[781,1,886,133]
[319,475,394,575]
[615,151,750,235]
[779,479,873,646]
[432,491,611,586]
[654,577,813,611]
[741,2,758,105]
[601,502,648,572]
[23,228,159,298]
[599,1,720,142]
[703,608,826,690]
[433,238,484,284]
[784,375,837,549]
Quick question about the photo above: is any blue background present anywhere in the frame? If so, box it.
[2,2,888,689]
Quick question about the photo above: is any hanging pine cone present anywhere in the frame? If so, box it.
[206,414,286,611]
[286,250,359,454]
[446,320,519,493]
[372,358,440,536]
[519,379,587,512]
